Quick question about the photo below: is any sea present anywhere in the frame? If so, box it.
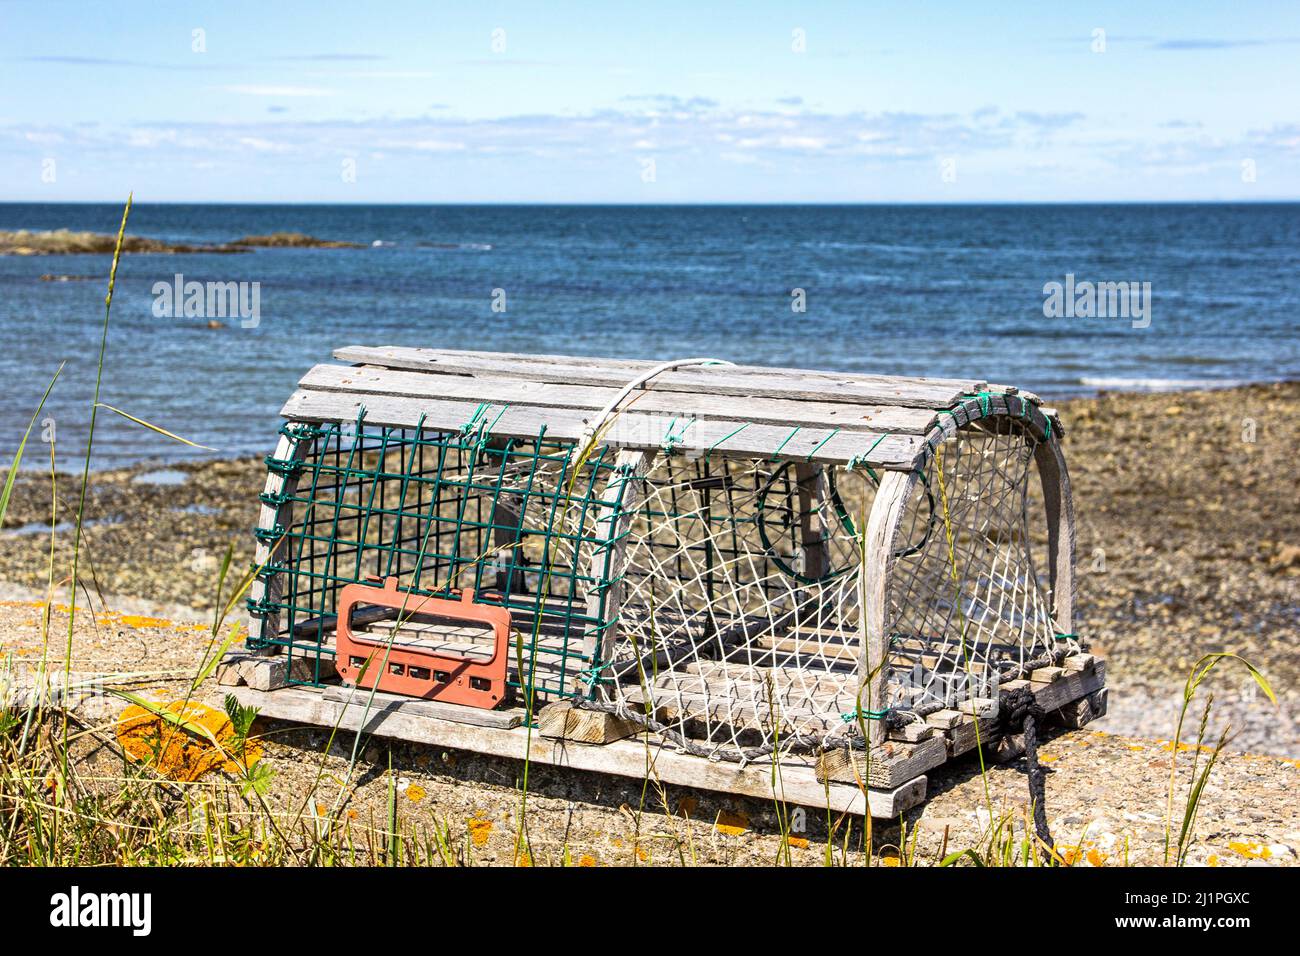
[1,202,1297,467]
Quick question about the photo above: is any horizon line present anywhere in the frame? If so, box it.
[2,198,1299,207]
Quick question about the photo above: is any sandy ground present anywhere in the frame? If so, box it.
[1,382,1297,865]
[5,601,1296,867]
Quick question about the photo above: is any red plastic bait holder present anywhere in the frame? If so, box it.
[334,576,510,709]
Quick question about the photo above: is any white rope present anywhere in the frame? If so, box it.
[574,356,734,460]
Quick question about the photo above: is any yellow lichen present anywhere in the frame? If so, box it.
[115,699,261,781]
[115,614,176,630]
[714,809,749,836]
[405,783,426,802]
[785,835,810,849]
[467,817,493,847]
[1228,840,1271,859]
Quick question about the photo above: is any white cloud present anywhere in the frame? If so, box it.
[238,136,288,152]
[6,102,1297,200]
[214,85,334,97]
[410,140,466,152]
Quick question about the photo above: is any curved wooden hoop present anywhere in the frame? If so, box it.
[858,400,1076,745]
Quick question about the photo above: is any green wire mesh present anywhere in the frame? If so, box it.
[248,420,627,701]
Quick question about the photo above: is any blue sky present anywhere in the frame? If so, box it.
[2,1,1298,202]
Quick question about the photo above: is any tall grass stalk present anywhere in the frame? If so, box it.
[1162,653,1274,865]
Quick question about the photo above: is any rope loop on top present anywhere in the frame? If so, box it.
[573,357,735,462]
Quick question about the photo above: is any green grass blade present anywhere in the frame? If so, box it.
[93,402,218,451]
[0,362,64,526]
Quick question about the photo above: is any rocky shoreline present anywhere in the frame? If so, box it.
[0,381,1296,754]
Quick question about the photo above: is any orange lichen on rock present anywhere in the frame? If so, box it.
[714,809,749,836]
[115,699,262,781]
[467,817,493,847]
[1228,840,1271,860]
[114,614,177,630]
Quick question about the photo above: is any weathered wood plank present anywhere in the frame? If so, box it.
[657,668,856,702]
[1004,661,1106,715]
[1053,687,1108,729]
[321,684,521,728]
[247,431,308,641]
[1035,435,1077,636]
[583,448,656,698]
[859,469,915,746]
[793,462,831,580]
[280,388,927,469]
[622,685,844,735]
[301,363,942,434]
[231,685,924,817]
[333,346,983,408]
[814,735,947,788]
[537,699,642,744]
[945,714,1000,757]
[924,709,963,730]
[379,347,983,392]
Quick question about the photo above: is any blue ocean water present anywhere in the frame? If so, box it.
[1,202,1298,466]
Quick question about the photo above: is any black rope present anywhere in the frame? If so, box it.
[998,685,1055,861]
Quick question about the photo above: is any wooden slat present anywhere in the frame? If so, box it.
[334,346,984,408]
[420,347,980,389]
[622,685,844,735]
[815,735,947,789]
[859,469,913,746]
[648,672,857,711]
[537,700,641,744]
[583,449,655,691]
[230,685,926,818]
[320,684,521,729]
[1035,435,1077,635]
[248,431,307,638]
[280,388,927,469]
[300,363,942,434]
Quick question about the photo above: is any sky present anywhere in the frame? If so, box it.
[1,1,1298,203]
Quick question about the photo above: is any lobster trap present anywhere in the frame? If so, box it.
[232,348,1103,817]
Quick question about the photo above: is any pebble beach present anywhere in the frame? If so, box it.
[1,379,1298,867]
[1,380,1297,754]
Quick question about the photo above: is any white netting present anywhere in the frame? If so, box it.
[883,418,1061,716]
[597,415,1060,759]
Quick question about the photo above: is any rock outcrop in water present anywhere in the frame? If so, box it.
[1,229,362,256]
[229,232,363,249]
[0,229,243,256]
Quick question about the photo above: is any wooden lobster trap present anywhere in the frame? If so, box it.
[223,347,1105,818]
